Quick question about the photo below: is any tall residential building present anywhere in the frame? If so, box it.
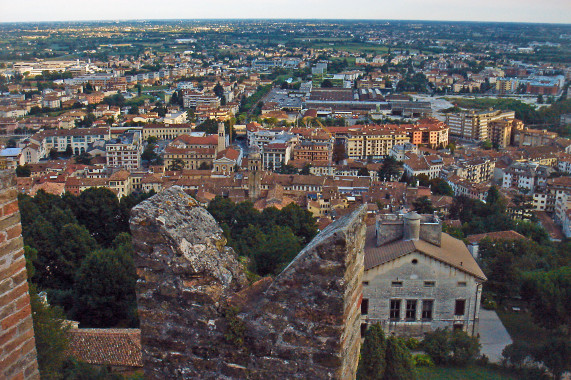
[488,118,524,149]
[106,131,143,171]
[445,109,515,141]
[344,130,409,160]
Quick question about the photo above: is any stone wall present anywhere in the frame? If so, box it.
[363,251,482,338]
[130,187,367,379]
[0,170,40,380]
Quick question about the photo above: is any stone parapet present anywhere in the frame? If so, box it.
[130,186,367,379]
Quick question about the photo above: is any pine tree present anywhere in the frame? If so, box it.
[357,324,387,380]
[383,336,414,380]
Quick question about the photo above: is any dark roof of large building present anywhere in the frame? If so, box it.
[67,328,142,368]
[364,225,486,280]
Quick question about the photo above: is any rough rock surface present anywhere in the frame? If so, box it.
[130,186,367,379]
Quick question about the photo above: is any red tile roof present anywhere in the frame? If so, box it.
[67,328,142,368]
[466,230,529,244]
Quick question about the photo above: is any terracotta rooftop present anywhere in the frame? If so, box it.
[466,230,529,244]
[67,328,142,368]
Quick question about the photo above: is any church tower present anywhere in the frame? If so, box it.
[217,122,226,153]
[248,150,262,200]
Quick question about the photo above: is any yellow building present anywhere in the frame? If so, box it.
[142,123,194,140]
[346,130,409,160]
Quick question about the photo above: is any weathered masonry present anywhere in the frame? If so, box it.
[130,186,367,379]
[0,170,40,380]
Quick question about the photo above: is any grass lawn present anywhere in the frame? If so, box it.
[416,365,517,380]
[496,309,554,346]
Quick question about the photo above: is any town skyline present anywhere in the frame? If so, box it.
[2,0,571,24]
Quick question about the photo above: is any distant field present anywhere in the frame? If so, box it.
[416,365,517,380]
[308,42,389,53]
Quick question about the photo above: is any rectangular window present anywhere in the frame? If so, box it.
[361,323,368,337]
[424,281,435,287]
[455,300,466,316]
[406,300,417,320]
[391,281,403,287]
[422,300,434,320]
[457,281,467,287]
[361,299,369,315]
[362,281,369,286]
[389,299,401,320]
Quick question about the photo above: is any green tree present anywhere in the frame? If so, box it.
[61,358,123,380]
[533,337,571,380]
[502,342,531,370]
[73,187,124,246]
[278,203,318,245]
[422,328,451,365]
[357,167,370,177]
[168,158,185,171]
[383,336,414,380]
[321,79,333,88]
[16,164,31,177]
[412,196,434,214]
[30,285,70,380]
[480,139,493,150]
[449,330,480,366]
[520,267,571,333]
[430,178,454,196]
[253,226,302,275]
[415,174,430,187]
[235,225,267,259]
[378,157,402,181]
[141,143,158,162]
[357,323,387,380]
[300,163,312,175]
[74,152,92,165]
[24,216,60,287]
[72,236,137,327]
[52,224,99,290]
[214,82,224,98]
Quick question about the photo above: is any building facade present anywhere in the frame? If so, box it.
[106,131,143,170]
[362,212,486,338]
[446,109,515,141]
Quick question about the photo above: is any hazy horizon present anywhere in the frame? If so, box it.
[1,0,570,24]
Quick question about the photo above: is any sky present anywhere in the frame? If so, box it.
[1,0,570,24]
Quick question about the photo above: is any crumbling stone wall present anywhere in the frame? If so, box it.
[0,170,40,380]
[130,187,367,379]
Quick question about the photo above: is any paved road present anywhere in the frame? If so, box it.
[477,309,513,363]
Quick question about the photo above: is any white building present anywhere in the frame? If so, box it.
[105,131,143,170]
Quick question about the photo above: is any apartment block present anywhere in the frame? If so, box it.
[106,131,143,170]
[446,109,515,141]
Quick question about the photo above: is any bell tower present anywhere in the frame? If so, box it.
[248,151,262,200]
[217,122,226,153]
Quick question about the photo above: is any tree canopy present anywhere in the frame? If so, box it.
[19,188,154,328]
[207,197,317,276]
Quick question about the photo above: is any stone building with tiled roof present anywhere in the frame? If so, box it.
[67,328,142,374]
[361,212,486,338]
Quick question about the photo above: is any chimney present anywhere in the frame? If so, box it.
[403,211,421,241]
